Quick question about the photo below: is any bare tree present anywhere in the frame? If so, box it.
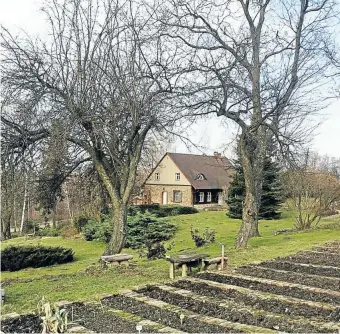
[151,0,337,247]
[1,0,177,254]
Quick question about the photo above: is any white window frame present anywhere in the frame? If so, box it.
[155,172,160,181]
[207,192,212,202]
[175,173,181,181]
[199,192,204,203]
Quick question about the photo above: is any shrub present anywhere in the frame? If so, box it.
[61,227,79,239]
[1,245,74,271]
[125,212,177,249]
[190,226,216,247]
[146,242,167,259]
[73,215,90,232]
[22,220,40,234]
[128,205,198,217]
[83,220,111,242]
[38,228,60,237]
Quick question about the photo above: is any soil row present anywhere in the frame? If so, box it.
[64,302,158,333]
[138,285,337,333]
[259,261,340,278]
[101,294,236,333]
[282,252,340,267]
[235,265,340,291]
[170,279,340,322]
[197,272,340,305]
[1,314,42,334]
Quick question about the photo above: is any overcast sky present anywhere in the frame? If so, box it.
[1,0,339,158]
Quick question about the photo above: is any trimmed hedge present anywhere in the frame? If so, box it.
[128,204,198,217]
[1,245,74,271]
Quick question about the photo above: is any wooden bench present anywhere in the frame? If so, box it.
[25,233,35,240]
[100,254,133,268]
[166,253,209,279]
[203,256,228,270]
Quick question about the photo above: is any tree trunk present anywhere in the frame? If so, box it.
[104,204,127,255]
[235,134,264,248]
[19,180,27,235]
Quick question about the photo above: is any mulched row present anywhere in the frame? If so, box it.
[259,260,340,278]
[64,302,157,333]
[197,272,340,305]
[236,265,340,291]
[102,294,235,333]
[1,314,42,333]
[283,251,340,267]
[170,279,340,322]
[139,285,334,333]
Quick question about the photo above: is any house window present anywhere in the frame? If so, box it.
[175,173,181,181]
[155,172,160,181]
[173,190,182,203]
[199,192,204,203]
[207,192,212,202]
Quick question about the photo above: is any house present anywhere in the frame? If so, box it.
[143,152,234,208]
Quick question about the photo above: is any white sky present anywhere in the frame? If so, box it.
[1,0,339,158]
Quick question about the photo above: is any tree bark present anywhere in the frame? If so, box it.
[235,134,264,248]
[104,204,127,255]
[19,179,27,235]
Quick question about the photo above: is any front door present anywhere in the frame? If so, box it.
[218,191,223,205]
[162,191,168,204]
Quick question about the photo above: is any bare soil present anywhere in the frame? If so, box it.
[139,285,334,333]
[171,279,340,322]
[1,314,41,333]
[197,272,340,305]
[259,261,340,278]
[236,265,340,290]
[102,294,236,333]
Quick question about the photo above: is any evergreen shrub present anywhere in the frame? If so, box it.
[1,245,74,271]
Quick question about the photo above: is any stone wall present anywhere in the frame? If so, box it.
[144,185,193,206]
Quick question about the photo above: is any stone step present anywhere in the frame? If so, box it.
[197,272,340,305]
[145,284,339,333]
[258,261,340,278]
[102,289,275,333]
[236,265,340,291]
[178,277,339,321]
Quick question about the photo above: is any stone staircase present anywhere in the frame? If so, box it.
[2,241,340,333]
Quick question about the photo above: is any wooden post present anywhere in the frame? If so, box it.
[221,244,225,270]
[169,262,175,279]
[181,263,188,277]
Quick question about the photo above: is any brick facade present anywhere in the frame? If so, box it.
[144,185,193,206]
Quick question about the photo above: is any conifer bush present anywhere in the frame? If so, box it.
[1,245,74,271]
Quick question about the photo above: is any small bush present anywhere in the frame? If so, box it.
[73,215,90,232]
[61,227,79,239]
[38,228,60,237]
[190,226,216,247]
[128,205,198,217]
[83,220,111,242]
[125,212,177,249]
[1,245,74,271]
[22,220,40,234]
[146,242,167,259]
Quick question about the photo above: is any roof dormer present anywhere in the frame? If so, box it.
[195,173,206,180]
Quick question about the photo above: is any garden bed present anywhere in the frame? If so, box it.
[259,261,340,278]
[170,279,340,321]
[282,251,340,267]
[235,265,340,291]
[64,302,157,333]
[138,285,334,333]
[1,314,42,333]
[102,293,236,333]
[197,272,340,305]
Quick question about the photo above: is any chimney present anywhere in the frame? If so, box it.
[214,152,221,159]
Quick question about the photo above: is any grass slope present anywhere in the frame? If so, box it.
[1,211,339,314]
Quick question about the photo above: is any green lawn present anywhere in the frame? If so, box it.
[1,211,340,314]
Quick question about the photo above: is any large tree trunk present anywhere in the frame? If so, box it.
[235,133,264,248]
[104,203,127,255]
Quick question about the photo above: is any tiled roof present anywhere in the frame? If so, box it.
[168,153,233,189]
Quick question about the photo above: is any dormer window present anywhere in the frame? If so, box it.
[195,173,206,180]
